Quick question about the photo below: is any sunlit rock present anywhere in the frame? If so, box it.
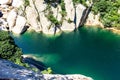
[7,9,17,31]
[26,6,41,32]
[12,0,24,8]
[0,0,12,5]
[12,16,27,34]
[61,20,75,31]
[64,0,75,21]
[76,4,86,28]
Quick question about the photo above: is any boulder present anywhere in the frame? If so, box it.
[7,9,17,31]
[76,4,86,28]
[12,0,24,8]
[61,20,75,31]
[85,13,104,27]
[64,0,75,21]
[26,6,41,32]
[12,16,27,34]
[34,0,52,34]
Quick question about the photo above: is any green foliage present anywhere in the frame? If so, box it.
[0,31,23,64]
[67,18,73,23]
[24,0,30,7]
[46,5,60,25]
[92,0,120,28]
[47,13,60,25]
[73,0,87,6]
[60,0,67,17]
[41,67,52,74]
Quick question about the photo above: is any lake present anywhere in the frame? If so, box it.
[12,27,120,80]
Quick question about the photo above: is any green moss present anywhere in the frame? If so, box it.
[67,18,73,23]
[60,0,66,17]
[41,67,52,74]
[24,0,30,7]
[46,5,60,25]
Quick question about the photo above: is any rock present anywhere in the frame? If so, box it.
[85,13,104,27]
[0,58,93,80]
[26,6,41,32]
[61,20,75,31]
[76,4,86,28]
[0,11,3,17]
[7,9,17,31]
[0,18,8,31]
[12,0,24,8]
[0,58,44,80]
[0,0,12,5]
[34,0,52,34]
[0,5,14,18]
[64,0,75,21]
[12,16,27,34]
[51,5,62,21]
[43,74,93,80]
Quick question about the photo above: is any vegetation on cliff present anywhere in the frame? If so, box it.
[0,31,23,65]
[92,0,120,28]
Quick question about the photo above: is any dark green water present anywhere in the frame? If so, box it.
[13,27,120,80]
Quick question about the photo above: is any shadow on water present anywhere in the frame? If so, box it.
[23,57,47,70]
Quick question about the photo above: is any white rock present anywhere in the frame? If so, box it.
[0,0,12,5]
[43,74,93,80]
[39,12,52,34]
[12,0,24,8]
[51,5,62,21]
[61,20,75,31]
[64,0,75,21]
[12,16,26,34]
[7,9,17,31]
[26,6,41,32]
[76,4,86,28]
[34,0,52,34]
[85,13,104,27]
[34,0,47,12]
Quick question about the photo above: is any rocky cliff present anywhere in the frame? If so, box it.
[0,58,93,80]
[0,0,102,35]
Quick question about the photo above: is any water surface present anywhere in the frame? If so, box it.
[12,27,120,80]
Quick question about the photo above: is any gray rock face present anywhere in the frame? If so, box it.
[0,58,44,80]
[0,58,93,80]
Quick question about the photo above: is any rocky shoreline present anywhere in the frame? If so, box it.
[0,58,93,80]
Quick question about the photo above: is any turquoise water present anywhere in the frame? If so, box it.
[12,27,120,80]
